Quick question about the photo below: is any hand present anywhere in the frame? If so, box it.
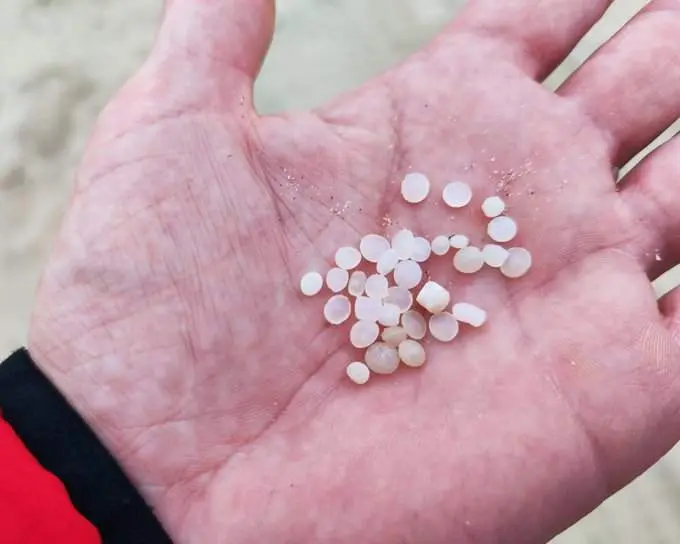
[28,1,680,542]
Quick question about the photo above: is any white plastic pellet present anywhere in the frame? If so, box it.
[365,274,389,299]
[348,271,367,297]
[482,196,506,218]
[360,234,390,263]
[442,181,472,208]
[401,172,431,204]
[487,216,518,243]
[450,234,470,249]
[326,267,350,293]
[482,244,509,268]
[365,342,400,375]
[431,235,450,256]
[416,281,451,314]
[384,286,413,313]
[500,248,533,279]
[392,229,416,260]
[378,303,401,327]
[412,237,432,263]
[335,246,362,270]
[346,362,371,385]
[402,311,427,340]
[377,249,400,275]
[452,302,487,328]
[453,246,484,274]
[429,312,460,342]
[350,320,380,348]
[355,296,383,322]
[398,339,426,368]
[382,326,408,347]
[393,260,423,289]
[300,272,323,296]
[324,295,352,325]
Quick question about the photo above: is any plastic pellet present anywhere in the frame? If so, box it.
[378,303,401,327]
[382,326,408,347]
[487,216,518,243]
[300,272,323,296]
[412,237,432,263]
[482,244,509,268]
[365,274,389,299]
[360,234,390,263]
[335,246,362,270]
[394,260,423,289]
[398,339,426,368]
[326,267,350,293]
[431,235,450,256]
[500,247,533,279]
[392,229,416,260]
[416,281,451,314]
[452,302,487,327]
[429,312,459,342]
[377,249,400,275]
[350,320,380,348]
[324,295,352,325]
[401,311,427,340]
[482,196,506,218]
[453,246,484,274]
[384,286,413,313]
[346,362,371,385]
[442,181,472,208]
[401,172,431,204]
[450,234,470,249]
[355,296,383,322]
[348,271,367,297]
[365,342,400,374]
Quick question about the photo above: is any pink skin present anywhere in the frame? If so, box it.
[26,1,680,543]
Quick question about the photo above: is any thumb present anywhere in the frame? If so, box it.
[151,0,275,105]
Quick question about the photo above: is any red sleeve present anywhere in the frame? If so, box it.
[0,418,101,544]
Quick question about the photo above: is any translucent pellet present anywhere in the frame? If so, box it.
[335,246,362,270]
[402,310,427,340]
[350,320,380,348]
[500,248,533,279]
[450,234,470,249]
[346,362,371,385]
[416,281,450,314]
[365,342,400,375]
[355,296,383,322]
[452,302,487,327]
[482,244,509,268]
[348,271,367,297]
[326,267,350,293]
[431,235,450,256]
[384,286,413,313]
[378,303,401,327]
[412,237,432,263]
[429,312,459,342]
[377,249,399,275]
[453,246,484,274]
[324,295,352,325]
[482,196,506,218]
[360,234,390,263]
[300,272,323,296]
[394,260,423,289]
[398,339,426,368]
[487,216,518,243]
[365,274,389,299]
[401,172,431,204]
[442,181,472,208]
[392,229,416,260]
[382,326,408,347]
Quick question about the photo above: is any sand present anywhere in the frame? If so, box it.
[2,0,679,541]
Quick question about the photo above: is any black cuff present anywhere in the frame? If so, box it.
[0,349,172,544]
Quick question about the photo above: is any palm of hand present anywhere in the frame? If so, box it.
[29,2,680,543]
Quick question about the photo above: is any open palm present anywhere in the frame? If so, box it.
[28,1,680,542]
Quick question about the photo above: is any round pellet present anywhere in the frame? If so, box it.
[442,181,472,208]
[431,235,450,256]
[453,246,484,274]
[365,274,389,299]
[382,326,408,347]
[398,340,426,368]
[360,234,390,263]
[355,296,383,322]
[384,286,413,313]
[377,248,400,275]
[401,172,431,204]
[394,260,423,289]
[416,281,450,314]
[350,320,380,348]
[378,303,401,327]
[326,267,350,293]
[392,229,416,260]
[452,302,487,327]
[481,196,506,218]
[402,310,427,340]
[300,272,323,296]
[450,234,470,249]
[500,247,533,279]
[346,362,371,385]
[323,295,352,325]
[365,342,400,375]
[348,271,367,297]
[429,312,459,342]
[412,237,432,263]
[487,216,518,243]
[482,244,509,268]
[335,246,362,270]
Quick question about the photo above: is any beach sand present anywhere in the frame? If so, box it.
[1,0,678,541]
